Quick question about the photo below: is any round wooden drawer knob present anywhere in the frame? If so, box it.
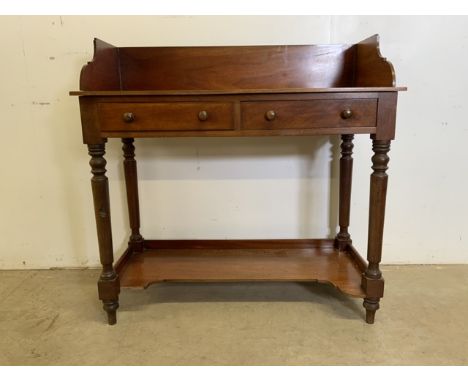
[122,112,135,123]
[265,110,276,121]
[198,110,208,121]
[341,109,353,119]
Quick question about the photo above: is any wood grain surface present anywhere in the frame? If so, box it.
[117,239,366,297]
[73,34,404,324]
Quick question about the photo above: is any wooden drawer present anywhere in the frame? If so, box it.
[241,99,377,130]
[98,102,235,132]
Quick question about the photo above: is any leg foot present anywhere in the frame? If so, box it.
[363,297,380,324]
[365,310,376,324]
[103,300,119,325]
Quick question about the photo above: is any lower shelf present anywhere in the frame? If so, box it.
[116,239,367,297]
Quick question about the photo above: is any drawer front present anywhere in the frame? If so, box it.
[98,102,235,132]
[241,99,377,130]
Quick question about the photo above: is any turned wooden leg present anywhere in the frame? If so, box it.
[88,143,120,325]
[122,138,144,252]
[362,139,390,324]
[335,134,354,251]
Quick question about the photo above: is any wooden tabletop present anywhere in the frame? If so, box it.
[70,87,407,96]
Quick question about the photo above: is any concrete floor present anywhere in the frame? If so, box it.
[0,265,467,365]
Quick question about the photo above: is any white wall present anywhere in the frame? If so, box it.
[0,16,467,268]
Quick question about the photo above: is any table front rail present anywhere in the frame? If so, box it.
[79,92,397,143]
